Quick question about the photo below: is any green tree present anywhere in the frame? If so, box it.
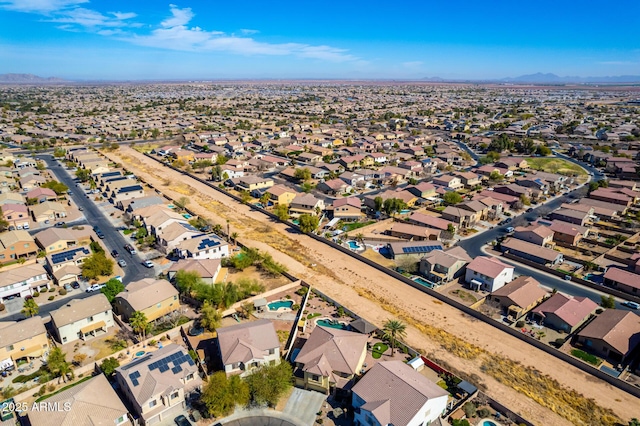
[600,295,616,309]
[275,203,289,221]
[41,180,69,195]
[21,297,39,317]
[382,198,407,216]
[174,270,204,296]
[174,196,190,211]
[201,372,250,418]
[536,145,552,156]
[47,347,72,382]
[100,278,125,303]
[211,164,223,180]
[294,168,312,181]
[53,148,66,158]
[382,319,407,354]
[245,362,293,407]
[259,192,271,207]
[129,311,149,341]
[298,214,319,233]
[442,191,463,205]
[447,223,456,234]
[100,357,120,378]
[75,168,91,182]
[240,191,251,204]
[520,194,531,206]
[192,159,213,172]
[230,232,239,245]
[489,170,504,181]
[374,196,384,212]
[80,252,114,280]
[200,300,222,332]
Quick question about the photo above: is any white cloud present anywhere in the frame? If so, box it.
[0,0,87,13]
[47,7,140,29]
[240,29,259,35]
[160,5,194,28]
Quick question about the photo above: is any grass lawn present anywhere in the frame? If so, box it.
[571,349,602,366]
[343,221,375,232]
[526,157,587,177]
[371,342,389,359]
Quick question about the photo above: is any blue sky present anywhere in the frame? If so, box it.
[0,0,638,80]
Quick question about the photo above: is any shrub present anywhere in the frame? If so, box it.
[291,304,300,311]
[296,287,309,296]
[36,385,46,397]
[515,320,525,328]
[33,291,40,297]
[47,384,56,392]
[59,288,67,296]
[48,296,55,301]
[571,349,600,365]
[463,402,477,418]
[477,408,491,418]
[49,288,56,292]
[149,340,157,347]
[285,295,291,299]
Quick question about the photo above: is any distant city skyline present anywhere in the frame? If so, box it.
[1,0,639,80]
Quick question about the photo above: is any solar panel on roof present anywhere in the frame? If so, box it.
[187,359,195,366]
[159,364,169,373]
[172,365,182,374]
[131,379,139,387]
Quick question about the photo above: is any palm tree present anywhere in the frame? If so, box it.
[230,232,239,246]
[212,224,222,235]
[355,233,364,245]
[130,311,149,343]
[382,319,407,355]
[21,298,39,318]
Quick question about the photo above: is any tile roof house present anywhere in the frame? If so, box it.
[0,263,50,300]
[173,234,229,260]
[27,373,131,426]
[265,184,299,206]
[500,238,564,266]
[0,230,38,264]
[215,319,281,377]
[576,310,640,364]
[1,203,29,229]
[441,205,481,228]
[155,221,203,254]
[167,258,222,285]
[294,326,368,394]
[352,361,448,426]
[388,223,441,241]
[34,227,93,254]
[115,344,202,425]
[530,293,598,333]
[408,212,456,232]
[603,267,640,296]
[487,276,548,321]
[330,197,364,221]
[548,208,590,226]
[29,201,67,223]
[419,246,472,285]
[50,293,114,344]
[512,224,555,247]
[465,256,514,292]
[26,187,57,203]
[0,317,49,371]
[386,241,444,260]
[289,193,325,216]
[548,220,589,246]
[114,278,180,322]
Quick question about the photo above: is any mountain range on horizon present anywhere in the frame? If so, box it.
[1,72,640,84]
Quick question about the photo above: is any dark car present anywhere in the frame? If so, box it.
[526,207,534,212]
[71,282,80,289]
[111,250,119,258]
[125,244,137,255]
[174,415,193,426]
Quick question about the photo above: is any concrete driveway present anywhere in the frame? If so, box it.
[283,388,326,426]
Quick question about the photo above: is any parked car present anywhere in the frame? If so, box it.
[111,250,119,258]
[505,226,515,233]
[85,284,106,293]
[526,207,534,212]
[23,223,29,229]
[143,260,154,268]
[55,222,65,227]
[118,259,127,267]
[64,283,72,291]
[622,301,640,310]
[78,206,84,211]
[71,282,80,289]
[564,275,572,281]
[124,244,136,255]
[174,415,193,426]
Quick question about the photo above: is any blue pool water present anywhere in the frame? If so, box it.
[167,204,175,209]
[413,277,435,288]
[482,421,498,426]
[316,319,348,330]
[268,300,294,311]
[254,203,265,208]
[135,351,146,357]
[400,209,411,214]
[347,240,361,250]
[183,214,192,219]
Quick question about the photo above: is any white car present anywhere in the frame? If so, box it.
[85,284,106,293]
[622,301,639,310]
[143,260,154,268]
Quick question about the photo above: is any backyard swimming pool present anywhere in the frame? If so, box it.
[183,214,192,219]
[268,300,294,311]
[316,318,348,330]
[134,351,146,357]
[347,240,362,250]
[413,277,435,288]
[399,209,411,214]
[481,420,498,426]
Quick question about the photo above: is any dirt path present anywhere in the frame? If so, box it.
[106,147,639,425]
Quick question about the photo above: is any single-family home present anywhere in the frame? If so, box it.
[27,374,131,426]
[0,230,38,264]
[29,201,67,223]
[173,234,229,260]
[118,195,166,213]
[50,293,114,344]
[110,184,146,202]
[2,203,29,229]
[0,317,49,371]
[493,184,531,199]
[115,344,202,425]
[45,245,91,273]
[465,256,514,292]
[114,278,180,323]
[408,212,457,232]
[0,263,50,301]
[34,227,93,254]
[235,176,274,192]
[330,197,364,221]
[548,208,589,226]
[500,238,564,266]
[456,171,482,188]
[578,198,624,218]
[0,192,25,206]
[155,221,202,254]
[216,319,281,377]
[432,175,463,190]
[603,268,640,296]
[316,178,352,195]
[576,310,640,364]
[167,258,222,285]
[388,223,441,241]
[487,276,547,321]
[294,326,368,394]
[419,246,472,285]
[589,188,632,207]
[512,224,555,247]
[386,241,444,260]
[26,187,57,203]
[441,206,481,229]
[549,221,589,246]
[406,182,437,199]
[289,193,325,217]
[352,361,448,426]
[265,185,299,206]
[530,293,598,333]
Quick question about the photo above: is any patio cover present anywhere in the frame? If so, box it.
[253,298,268,309]
[350,318,377,334]
[80,320,106,334]
[458,380,478,395]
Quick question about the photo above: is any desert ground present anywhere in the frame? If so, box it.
[105,146,638,426]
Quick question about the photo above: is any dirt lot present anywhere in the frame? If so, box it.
[102,146,639,426]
